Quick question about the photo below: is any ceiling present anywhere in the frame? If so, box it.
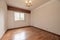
[5,0,50,10]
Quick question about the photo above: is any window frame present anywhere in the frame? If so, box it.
[14,12,25,21]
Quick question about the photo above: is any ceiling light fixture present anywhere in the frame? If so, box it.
[25,0,32,7]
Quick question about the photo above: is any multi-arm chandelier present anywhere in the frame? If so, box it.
[25,0,32,7]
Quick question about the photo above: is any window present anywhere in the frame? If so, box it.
[14,12,24,21]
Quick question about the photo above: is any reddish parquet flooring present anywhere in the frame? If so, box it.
[1,27,60,40]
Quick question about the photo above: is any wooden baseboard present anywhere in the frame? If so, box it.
[0,26,32,40]
[7,26,31,31]
[7,26,60,37]
[6,26,60,37]
[0,30,8,40]
[2,26,60,39]
[32,26,60,37]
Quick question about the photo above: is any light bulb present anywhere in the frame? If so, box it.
[25,0,32,7]
[25,1,28,3]
[29,0,32,3]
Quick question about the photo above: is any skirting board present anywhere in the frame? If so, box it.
[0,29,7,40]
[0,26,31,40]
[7,26,31,30]
[7,26,60,37]
[1,26,60,40]
[32,26,60,37]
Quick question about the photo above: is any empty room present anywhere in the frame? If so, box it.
[0,0,60,40]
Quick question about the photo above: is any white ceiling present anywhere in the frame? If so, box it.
[6,0,50,10]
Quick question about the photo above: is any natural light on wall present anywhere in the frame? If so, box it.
[14,12,24,21]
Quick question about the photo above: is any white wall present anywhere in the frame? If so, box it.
[31,0,60,35]
[7,10,30,29]
[0,0,7,39]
